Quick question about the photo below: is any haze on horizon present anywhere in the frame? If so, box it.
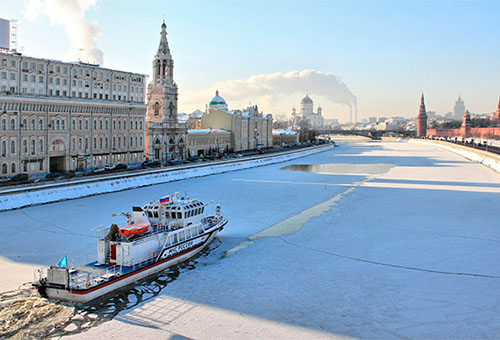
[2,0,499,122]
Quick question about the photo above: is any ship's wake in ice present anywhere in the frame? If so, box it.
[0,239,221,339]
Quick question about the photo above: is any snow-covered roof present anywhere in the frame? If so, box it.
[188,129,230,134]
[273,129,297,135]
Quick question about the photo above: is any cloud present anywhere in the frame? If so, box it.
[24,0,104,65]
[182,69,357,114]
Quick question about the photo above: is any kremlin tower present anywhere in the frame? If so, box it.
[462,110,471,137]
[496,97,500,121]
[417,94,427,137]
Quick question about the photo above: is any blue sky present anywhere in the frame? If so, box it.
[3,0,500,122]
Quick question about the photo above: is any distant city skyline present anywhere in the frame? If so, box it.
[2,0,500,122]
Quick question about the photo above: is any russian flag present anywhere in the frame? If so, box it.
[159,195,170,204]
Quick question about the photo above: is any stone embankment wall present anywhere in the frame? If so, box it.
[427,127,500,139]
[411,139,500,173]
[0,145,333,212]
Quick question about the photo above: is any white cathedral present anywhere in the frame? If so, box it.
[291,95,324,129]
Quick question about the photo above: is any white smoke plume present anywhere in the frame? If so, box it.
[184,69,357,119]
[24,0,104,65]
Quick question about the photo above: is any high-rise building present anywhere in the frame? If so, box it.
[0,19,10,51]
[453,95,466,120]
[417,93,427,137]
[145,21,188,162]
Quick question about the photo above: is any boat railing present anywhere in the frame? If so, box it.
[68,264,123,290]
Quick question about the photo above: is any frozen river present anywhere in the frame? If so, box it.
[2,140,500,339]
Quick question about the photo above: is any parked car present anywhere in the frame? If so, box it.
[141,160,162,168]
[0,176,10,186]
[10,173,30,183]
[45,172,62,180]
[113,163,128,171]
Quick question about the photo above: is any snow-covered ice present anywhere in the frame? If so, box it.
[2,140,500,339]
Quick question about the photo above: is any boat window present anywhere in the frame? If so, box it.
[148,211,153,218]
[201,207,204,214]
[179,231,185,242]
[154,211,159,218]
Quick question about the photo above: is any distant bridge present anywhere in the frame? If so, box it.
[314,129,415,140]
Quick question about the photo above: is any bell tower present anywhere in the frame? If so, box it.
[145,21,187,162]
[147,21,178,126]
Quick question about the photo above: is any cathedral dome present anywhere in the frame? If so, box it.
[209,90,227,106]
[301,95,313,105]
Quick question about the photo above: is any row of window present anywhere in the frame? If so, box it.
[0,138,43,157]
[71,135,143,152]
[0,117,144,131]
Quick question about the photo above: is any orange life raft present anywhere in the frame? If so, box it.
[118,222,151,238]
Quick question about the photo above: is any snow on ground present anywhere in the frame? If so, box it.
[2,140,500,339]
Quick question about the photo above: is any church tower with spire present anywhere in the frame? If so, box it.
[145,21,187,161]
[417,93,427,137]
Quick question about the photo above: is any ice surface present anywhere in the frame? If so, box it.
[2,140,500,339]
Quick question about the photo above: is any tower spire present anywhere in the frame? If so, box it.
[157,20,170,56]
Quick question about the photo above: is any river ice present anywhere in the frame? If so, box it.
[2,140,500,339]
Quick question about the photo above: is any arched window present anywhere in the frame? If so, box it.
[11,163,15,173]
[39,119,43,130]
[85,120,89,130]
[118,121,121,130]
[139,121,143,129]
[135,121,138,130]
[72,119,75,130]
[1,119,6,130]
[39,139,43,153]
[51,119,55,130]
[123,120,126,130]
[99,120,102,130]
[130,121,133,129]
[179,138,184,144]
[93,120,97,130]
[79,119,82,130]
[154,138,161,145]
[56,120,60,130]
[139,136,143,146]
[1,141,6,156]
[31,119,35,130]
[31,140,36,155]
[10,118,15,130]
[1,163,6,174]
[22,119,27,130]
[154,102,160,116]
[169,138,174,144]
[23,140,27,154]
[61,119,65,130]
[10,140,15,154]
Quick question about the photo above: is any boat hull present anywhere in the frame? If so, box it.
[35,221,226,303]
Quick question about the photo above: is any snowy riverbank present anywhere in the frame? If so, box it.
[0,145,333,212]
[410,140,500,173]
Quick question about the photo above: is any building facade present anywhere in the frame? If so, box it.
[145,22,188,162]
[200,91,273,152]
[0,51,147,177]
[187,129,232,157]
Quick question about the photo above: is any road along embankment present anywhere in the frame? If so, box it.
[410,139,500,173]
[0,144,333,212]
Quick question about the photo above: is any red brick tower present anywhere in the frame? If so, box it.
[462,109,471,137]
[496,97,500,120]
[417,93,427,137]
